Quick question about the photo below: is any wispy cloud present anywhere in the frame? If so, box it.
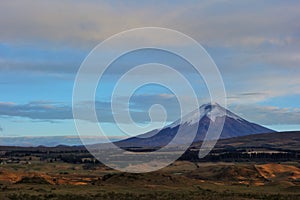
[0,101,73,121]
[0,94,181,123]
[239,92,267,96]
[230,104,300,125]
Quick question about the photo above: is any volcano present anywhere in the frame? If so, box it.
[115,103,275,148]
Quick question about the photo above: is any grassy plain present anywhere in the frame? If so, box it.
[0,161,299,200]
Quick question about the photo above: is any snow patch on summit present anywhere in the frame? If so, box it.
[168,103,243,128]
[204,103,242,122]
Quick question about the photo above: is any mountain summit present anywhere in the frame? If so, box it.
[168,103,242,128]
[115,103,275,148]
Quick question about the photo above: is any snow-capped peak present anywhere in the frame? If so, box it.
[168,103,243,128]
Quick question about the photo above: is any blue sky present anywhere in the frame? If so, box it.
[0,0,299,137]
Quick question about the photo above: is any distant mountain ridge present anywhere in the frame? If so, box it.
[0,136,121,147]
[115,103,275,147]
[212,131,300,151]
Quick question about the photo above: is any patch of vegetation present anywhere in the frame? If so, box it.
[16,176,50,185]
[6,190,300,200]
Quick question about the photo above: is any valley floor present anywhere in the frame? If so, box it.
[0,161,300,200]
